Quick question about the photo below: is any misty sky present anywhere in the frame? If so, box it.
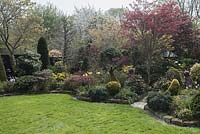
[32,0,133,14]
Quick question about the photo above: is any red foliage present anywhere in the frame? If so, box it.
[122,0,190,43]
[64,75,94,89]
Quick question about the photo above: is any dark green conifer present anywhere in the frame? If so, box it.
[37,37,50,69]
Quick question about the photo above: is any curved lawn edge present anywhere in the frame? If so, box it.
[0,94,199,134]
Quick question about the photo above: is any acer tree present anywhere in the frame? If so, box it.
[123,0,189,84]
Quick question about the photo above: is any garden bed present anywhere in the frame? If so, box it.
[144,105,200,127]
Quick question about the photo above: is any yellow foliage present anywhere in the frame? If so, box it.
[122,65,134,74]
[106,81,121,96]
[52,73,69,81]
[190,63,200,83]
[168,79,181,95]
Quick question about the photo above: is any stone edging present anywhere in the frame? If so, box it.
[50,90,131,104]
[144,105,200,128]
[73,94,130,104]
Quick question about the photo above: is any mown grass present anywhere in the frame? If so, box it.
[0,94,199,134]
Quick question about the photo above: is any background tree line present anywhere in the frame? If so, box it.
[1,0,200,84]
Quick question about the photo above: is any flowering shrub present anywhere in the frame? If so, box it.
[96,72,101,75]
[81,71,102,84]
[122,65,134,74]
[52,73,69,81]
[49,49,62,57]
[64,75,94,90]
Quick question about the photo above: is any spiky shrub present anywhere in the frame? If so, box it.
[168,79,181,96]
[191,93,200,119]
[37,37,50,69]
[0,56,7,81]
[106,81,121,96]
[190,63,200,84]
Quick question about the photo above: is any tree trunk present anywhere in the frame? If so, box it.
[0,56,7,81]
[146,61,151,85]
[9,53,16,75]
[109,66,117,81]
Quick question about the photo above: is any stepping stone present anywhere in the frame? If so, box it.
[131,102,147,109]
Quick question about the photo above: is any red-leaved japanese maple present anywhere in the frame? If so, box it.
[122,0,190,83]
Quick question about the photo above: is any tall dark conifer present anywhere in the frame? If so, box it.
[37,37,50,69]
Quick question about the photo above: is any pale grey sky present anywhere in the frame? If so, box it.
[32,0,133,14]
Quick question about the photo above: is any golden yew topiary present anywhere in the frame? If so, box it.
[168,79,181,96]
[190,63,200,84]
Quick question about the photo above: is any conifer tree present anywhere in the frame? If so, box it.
[37,37,50,69]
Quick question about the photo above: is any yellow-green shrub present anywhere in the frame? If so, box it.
[52,73,69,81]
[168,79,181,96]
[177,108,193,121]
[190,63,200,84]
[106,81,121,96]
[122,65,134,74]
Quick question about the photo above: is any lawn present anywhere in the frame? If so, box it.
[0,94,199,134]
